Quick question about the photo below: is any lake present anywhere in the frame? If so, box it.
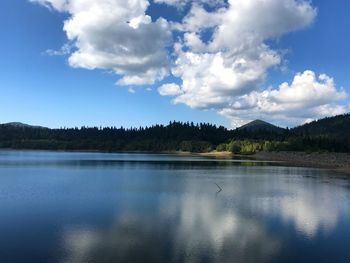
[0,150,349,263]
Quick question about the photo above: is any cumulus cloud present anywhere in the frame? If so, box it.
[31,0,348,126]
[170,45,280,109]
[157,0,347,126]
[154,0,226,9]
[158,83,182,96]
[218,71,347,127]
[31,0,172,85]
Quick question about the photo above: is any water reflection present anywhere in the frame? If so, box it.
[162,194,280,263]
[0,151,349,262]
[60,167,350,262]
[260,190,341,237]
[245,171,349,237]
[62,193,281,263]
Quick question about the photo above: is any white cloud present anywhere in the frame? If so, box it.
[166,0,317,104]
[172,3,225,33]
[267,71,345,107]
[170,45,280,109]
[32,0,349,126]
[44,42,73,56]
[156,0,347,126]
[154,0,225,9]
[208,0,316,52]
[219,71,348,127]
[174,0,316,49]
[31,0,172,85]
[30,0,68,11]
[158,83,182,96]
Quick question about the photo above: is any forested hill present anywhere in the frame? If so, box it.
[238,119,285,133]
[292,113,350,138]
[0,113,349,153]
[0,122,231,152]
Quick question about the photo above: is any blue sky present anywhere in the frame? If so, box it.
[0,0,349,128]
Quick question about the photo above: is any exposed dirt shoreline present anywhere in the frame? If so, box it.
[170,150,350,174]
[252,151,350,174]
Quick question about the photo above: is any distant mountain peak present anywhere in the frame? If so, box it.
[238,119,284,133]
[244,119,270,125]
[4,122,31,127]
[1,122,46,129]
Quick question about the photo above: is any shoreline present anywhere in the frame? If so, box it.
[184,151,350,175]
[252,151,350,175]
[1,148,350,174]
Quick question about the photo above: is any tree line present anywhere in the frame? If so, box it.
[1,115,349,154]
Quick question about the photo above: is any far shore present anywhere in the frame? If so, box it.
[252,151,350,175]
[168,150,350,174]
[161,150,234,158]
[1,148,350,174]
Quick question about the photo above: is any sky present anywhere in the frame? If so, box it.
[0,0,349,128]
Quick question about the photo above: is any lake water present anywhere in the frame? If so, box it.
[0,150,350,263]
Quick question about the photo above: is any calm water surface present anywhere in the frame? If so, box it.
[0,150,349,263]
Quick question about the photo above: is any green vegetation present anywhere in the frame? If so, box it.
[1,114,350,154]
[0,121,226,153]
[215,137,349,155]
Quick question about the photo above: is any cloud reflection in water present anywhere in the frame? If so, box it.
[62,193,281,263]
[60,166,350,263]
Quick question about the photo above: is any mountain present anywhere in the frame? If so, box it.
[1,122,47,129]
[237,120,285,133]
[293,113,350,138]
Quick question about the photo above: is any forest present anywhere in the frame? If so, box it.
[0,113,349,154]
